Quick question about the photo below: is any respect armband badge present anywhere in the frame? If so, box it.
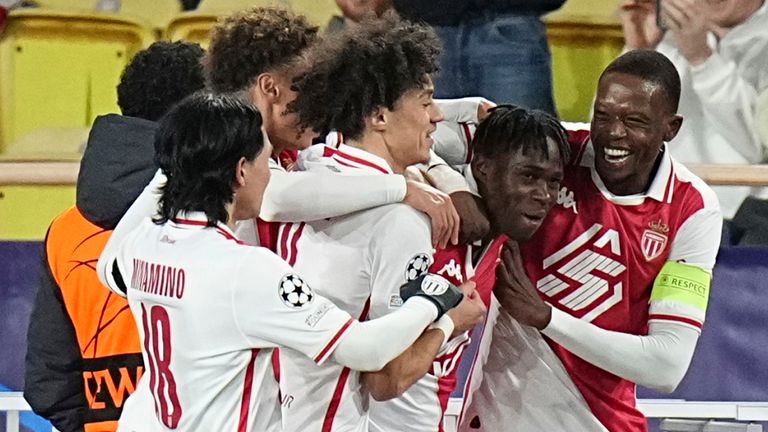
[650,261,711,311]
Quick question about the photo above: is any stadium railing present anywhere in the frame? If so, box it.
[4,161,768,187]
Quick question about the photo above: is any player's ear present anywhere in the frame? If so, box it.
[663,114,683,143]
[369,106,388,133]
[234,157,248,188]
[255,73,279,102]
[471,154,491,186]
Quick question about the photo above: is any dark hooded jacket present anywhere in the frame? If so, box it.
[24,114,156,432]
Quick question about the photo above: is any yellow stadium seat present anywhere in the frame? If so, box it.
[166,11,220,48]
[197,0,341,28]
[35,0,96,13]
[0,9,153,153]
[545,0,624,122]
[121,0,182,33]
[36,0,181,30]
[756,88,768,161]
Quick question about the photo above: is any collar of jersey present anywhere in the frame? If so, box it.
[320,141,394,175]
[581,140,675,205]
[170,211,240,240]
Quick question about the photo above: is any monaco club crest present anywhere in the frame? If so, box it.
[641,220,669,261]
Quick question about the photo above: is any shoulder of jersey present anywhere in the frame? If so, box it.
[670,159,721,212]
[373,203,431,228]
[238,244,289,271]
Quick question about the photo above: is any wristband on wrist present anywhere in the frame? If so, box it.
[428,314,455,349]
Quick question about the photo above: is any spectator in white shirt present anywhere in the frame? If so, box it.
[620,0,768,218]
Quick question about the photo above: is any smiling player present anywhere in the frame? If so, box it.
[456,50,723,432]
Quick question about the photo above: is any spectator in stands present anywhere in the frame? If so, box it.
[335,0,564,114]
[24,41,205,432]
[620,0,768,220]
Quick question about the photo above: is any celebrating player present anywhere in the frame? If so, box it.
[433,50,722,432]
[203,7,463,248]
[276,14,491,432]
[95,93,468,432]
[395,104,572,431]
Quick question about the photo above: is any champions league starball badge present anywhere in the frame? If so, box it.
[278,273,314,308]
[405,253,431,281]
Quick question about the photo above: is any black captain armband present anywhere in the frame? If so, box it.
[400,273,463,319]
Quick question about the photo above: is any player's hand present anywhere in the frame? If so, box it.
[661,0,712,65]
[477,99,497,122]
[446,281,486,334]
[619,0,664,49]
[404,180,460,249]
[449,191,490,245]
[494,240,552,331]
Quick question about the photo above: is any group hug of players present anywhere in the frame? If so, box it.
[94,7,722,432]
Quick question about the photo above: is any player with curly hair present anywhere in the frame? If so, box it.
[276,14,487,432]
[96,92,478,432]
[117,41,206,121]
[201,7,464,249]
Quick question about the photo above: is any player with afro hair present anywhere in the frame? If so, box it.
[117,41,205,121]
[289,12,441,142]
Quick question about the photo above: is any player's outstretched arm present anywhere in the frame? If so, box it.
[495,241,707,392]
[96,169,164,295]
[331,274,471,373]
[259,168,459,248]
[361,279,486,401]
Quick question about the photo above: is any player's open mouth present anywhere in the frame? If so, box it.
[603,147,631,164]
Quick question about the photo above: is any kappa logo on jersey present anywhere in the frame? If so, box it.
[557,186,578,214]
[420,274,450,295]
[536,223,626,322]
[436,259,464,283]
[405,253,431,281]
[641,220,669,261]
[278,273,314,308]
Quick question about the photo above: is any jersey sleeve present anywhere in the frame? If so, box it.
[423,150,472,195]
[366,206,435,320]
[431,120,474,169]
[97,169,165,296]
[259,168,406,223]
[434,97,492,124]
[562,123,592,165]
[648,204,723,331]
[232,248,355,365]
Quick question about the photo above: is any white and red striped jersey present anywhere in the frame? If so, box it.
[278,141,435,432]
[522,129,720,431]
[458,128,721,432]
[108,212,354,432]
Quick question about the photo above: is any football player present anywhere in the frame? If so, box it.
[95,93,472,432]
[432,50,722,432]
[274,14,500,432]
[203,7,491,249]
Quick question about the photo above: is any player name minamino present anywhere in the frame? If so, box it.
[130,258,186,299]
